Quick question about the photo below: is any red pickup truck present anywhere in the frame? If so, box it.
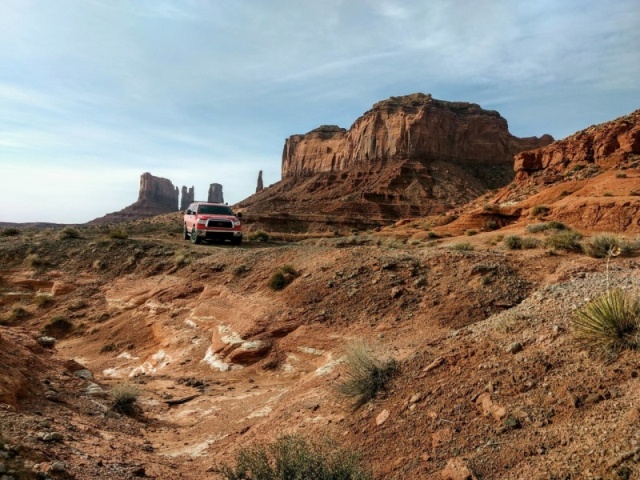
[183,202,243,245]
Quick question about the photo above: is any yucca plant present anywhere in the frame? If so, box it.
[336,342,398,409]
[572,288,640,357]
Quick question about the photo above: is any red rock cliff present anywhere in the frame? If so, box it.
[282,93,553,178]
[514,109,640,181]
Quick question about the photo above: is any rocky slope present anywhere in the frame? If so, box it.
[1,223,640,479]
[239,94,552,232]
[433,108,640,235]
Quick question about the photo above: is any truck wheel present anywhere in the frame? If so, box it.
[183,224,190,240]
[190,227,201,244]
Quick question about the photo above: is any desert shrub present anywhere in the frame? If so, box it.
[219,434,372,480]
[583,234,640,258]
[233,264,250,276]
[2,305,28,324]
[68,299,87,311]
[616,172,628,178]
[521,237,541,249]
[449,242,473,251]
[269,265,298,291]
[59,227,81,240]
[108,228,128,240]
[425,231,440,239]
[0,227,20,237]
[526,221,568,233]
[631,190,640,196]
[43,315,73,334]
[503,235,522,250]
[572,289,640,357]
[25,253,45,268]
[603,192,613,197]
[33,295,54,308]
[531,205,550,216]
[336,342,398,409]
[111,383,141,415]
[545,230,583,252]
[583,234,622,258]
[248,231,270,243]
[466,229,478,236]
[484,219,499,230]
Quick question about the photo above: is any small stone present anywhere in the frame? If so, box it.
[86,383,108,398]
[39,432,63,442]
[49,462,67,473]
[506,342,523,354]
[37,336,56,348]
[584,393,604,405]
[441,457,477,480]
[409,393,423,404]
[75,369,93,379]
[376,409,390,426]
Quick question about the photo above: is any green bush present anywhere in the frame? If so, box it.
[572,289,640,357]
[545,230,583,252]
[111,383,141,415]
[449,242,473,251]
[484,219,499,230]
[249,231,270,243]
[0,227,20,237]
[526,221,568,233]
[466,229,478,236]
[268,265,298,291]
[109,228,128,240]
[521,237,541,249]
[219,434,372,480]
[33,295,54,308]
[531,205,550,216]
[503,235,522,250]
[336,342,398,409]
[1,305,28,325]
[43,315,73,335]
[583,234,640,258]
[59,227,81,240]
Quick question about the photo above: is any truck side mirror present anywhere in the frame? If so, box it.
[236,212,243,218]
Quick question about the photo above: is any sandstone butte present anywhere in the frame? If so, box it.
[238,93,553,232]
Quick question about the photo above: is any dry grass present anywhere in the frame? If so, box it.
[269,265,298,291]
[336,342,398,409]
[111,383,141,415]
[219,434,372,480]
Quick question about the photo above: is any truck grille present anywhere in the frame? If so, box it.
[207,219,233,228]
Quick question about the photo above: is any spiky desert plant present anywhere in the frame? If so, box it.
[336,342,398,409]
[219,434,372,480]
[449,242,473,251]
[572,288,640,357]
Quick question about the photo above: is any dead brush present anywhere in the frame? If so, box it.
[336,342,398,409]
[111,383,141,415]
[572,288,640,359]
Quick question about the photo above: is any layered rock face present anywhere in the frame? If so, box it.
[514,109,640,182]
[138,172,179,210]
[180,186,195,211]
[282,93,553,178]
[238,93,552,232]
[208,183,224,204]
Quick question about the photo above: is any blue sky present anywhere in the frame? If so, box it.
[1,0,639,223]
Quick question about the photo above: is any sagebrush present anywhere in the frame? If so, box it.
[219,434,372,480]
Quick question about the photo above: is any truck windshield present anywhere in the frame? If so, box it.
[198,205,233,215]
